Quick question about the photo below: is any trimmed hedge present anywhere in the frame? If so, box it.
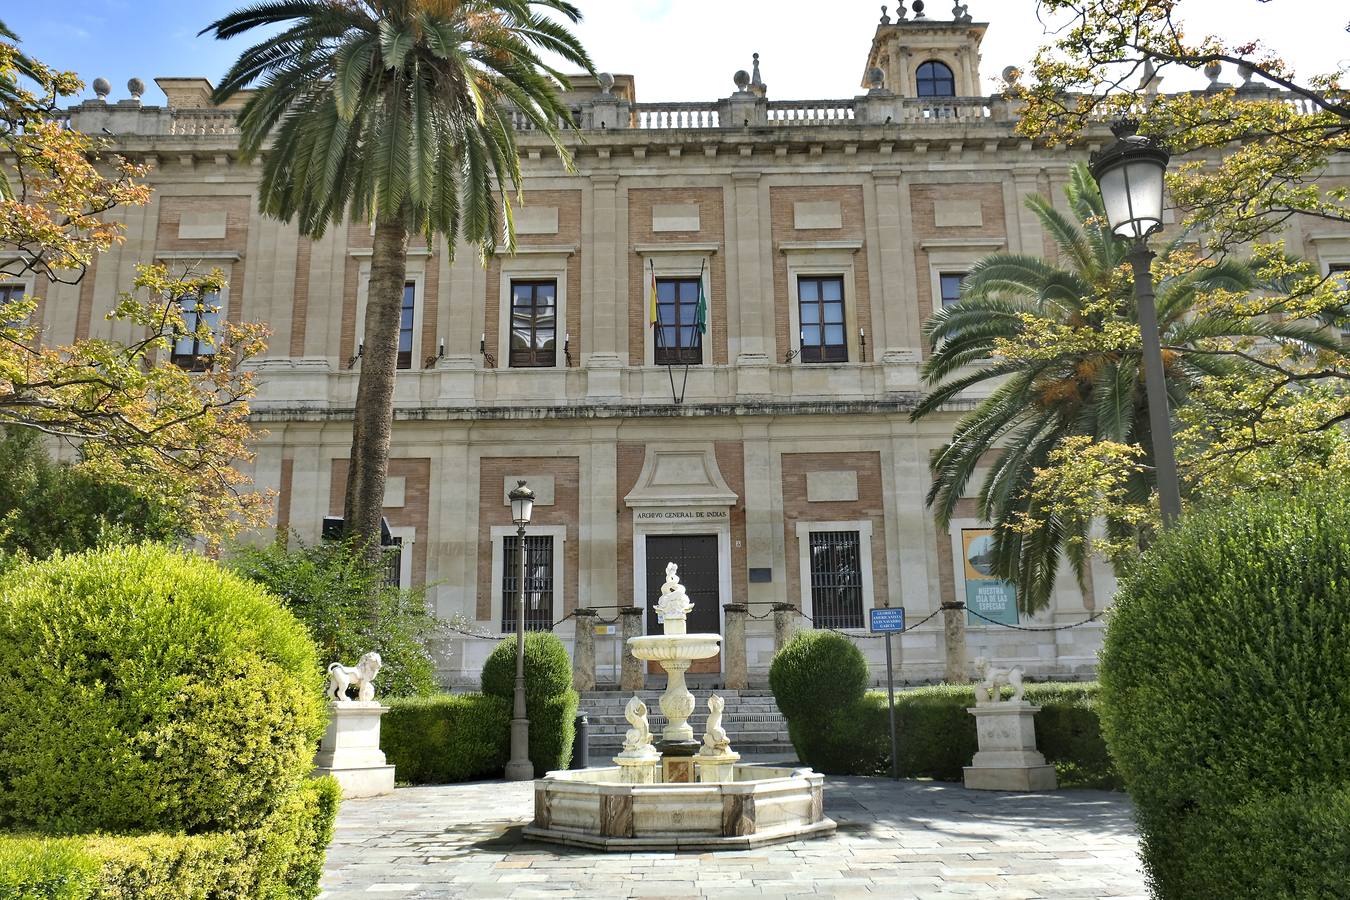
[0,544,325,836]
[0,776,340,900]
[481,633,579,776]
[769,633,1118,788]
[382,694,511,783]
[1099,491,1350,897]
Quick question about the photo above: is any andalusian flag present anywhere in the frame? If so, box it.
[694,273,708,339]
[648,262,659,327]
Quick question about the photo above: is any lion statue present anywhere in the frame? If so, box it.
[326,651,383,703]
[973,656,1025,706]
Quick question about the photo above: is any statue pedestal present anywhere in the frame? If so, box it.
[963,704,1058,792]
[696,750,740,784]
[614,752,660,784]
[313,702,395,798]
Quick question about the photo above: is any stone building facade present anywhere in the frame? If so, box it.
[31,12,1350,686]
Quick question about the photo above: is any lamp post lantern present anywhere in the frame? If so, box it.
[1090,119,1182,527]
[505,480,536,781]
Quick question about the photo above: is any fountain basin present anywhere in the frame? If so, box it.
[524,764,835,850]
[627,633,721,662]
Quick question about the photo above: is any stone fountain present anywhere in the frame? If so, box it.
[524,563,835,850]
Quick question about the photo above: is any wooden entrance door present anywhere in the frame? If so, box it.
[645,534,721,674]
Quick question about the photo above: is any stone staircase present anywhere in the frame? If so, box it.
[578,689,795,757]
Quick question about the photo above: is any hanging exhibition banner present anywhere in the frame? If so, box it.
[961,528,1019,626]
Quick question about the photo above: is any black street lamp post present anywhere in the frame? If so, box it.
[505,480,536,781]
[1090,120,1183,527]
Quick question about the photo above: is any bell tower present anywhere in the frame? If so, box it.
[862,2,988,98]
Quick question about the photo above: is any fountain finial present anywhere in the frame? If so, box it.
[654,562,695,630]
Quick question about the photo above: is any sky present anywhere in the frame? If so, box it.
[5,0,1347,105]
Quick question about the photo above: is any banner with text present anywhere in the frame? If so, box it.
[961,528,1018,626]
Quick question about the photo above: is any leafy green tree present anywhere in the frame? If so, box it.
[203,0,593,563]
[0,426,183,568]
[230,535,451,698]
[910,164,1332,612]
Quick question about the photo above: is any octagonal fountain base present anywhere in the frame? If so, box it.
[523,764,836,850]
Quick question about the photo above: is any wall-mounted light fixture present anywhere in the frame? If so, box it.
[480,332,496,368]
[347,342,363,370]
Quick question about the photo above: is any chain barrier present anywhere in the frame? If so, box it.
[798,606,944,640]
[964,606,1106,632]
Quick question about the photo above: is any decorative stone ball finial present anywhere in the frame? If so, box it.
[879,5,891,24]
[733,69,751,93]
[127,78,145,100]
[1238,61,1255,89]
[1001,65,1021,87]
[912,0,926,19]
[597,72,615,96]
[868,67,886,92]
[895,0,908,18]
[92,78,111,100]
[1204,60,1223,87]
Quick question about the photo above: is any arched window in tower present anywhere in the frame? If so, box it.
[916,60,956,98]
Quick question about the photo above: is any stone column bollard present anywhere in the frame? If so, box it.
[572,608,598,692]
[723,604,749,690]
[772,603,800,655]
[942,601,970,684]
[619,606,645,692]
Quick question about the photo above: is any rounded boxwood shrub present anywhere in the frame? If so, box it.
[1099,491,1350,895]
[481,632,578,775]
[481,632,573,705]
[769,631,868,722]
[0,544,325,836]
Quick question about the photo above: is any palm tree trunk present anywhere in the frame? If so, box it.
[343,211,409,564]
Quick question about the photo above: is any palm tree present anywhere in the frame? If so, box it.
[911,163,1334,613]
[204,0,592,557]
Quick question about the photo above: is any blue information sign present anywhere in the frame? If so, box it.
[869,607,906,633]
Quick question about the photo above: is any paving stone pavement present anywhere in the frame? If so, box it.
[319,776,1146,900]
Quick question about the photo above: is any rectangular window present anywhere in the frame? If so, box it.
[501,534,555,631]
[940,272,966,310]
[798,275,847,363]
[807,530,864,629]
[382,537,403,588]
[396,282,416,370]
[654,277,704,366]
[1331,264,1350,336]
[171,290,222,371]
[0,283,26,328]
[509,280,557,367]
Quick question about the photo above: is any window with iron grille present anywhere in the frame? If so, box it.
[509,280,557,367]
[654,277,704,365]
[382,537,403,588]
[396,282,416,370]
[171,290,222,371]
[807,530,864,629]
[798,275,847,363]
[916,60,956,98]
[501,534,555,631]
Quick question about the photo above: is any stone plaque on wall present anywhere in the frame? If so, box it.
[935,199,984,228]
[515,206,560,235]
[178,210,228,240]
[651,203,700,232]
[793,200,843,230]
[503,475,555,506]
[383,476,406,508]
[806,470,859,503]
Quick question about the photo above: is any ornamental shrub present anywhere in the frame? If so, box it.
[381,694,511,783]
[482,633,578,775]
[1099,490,1350,896]
[768,631,869,722]
[0,544,326,836]
[0,776,340,900]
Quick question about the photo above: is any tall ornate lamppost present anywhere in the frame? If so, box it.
[1090,120,1182,527]
[505,480,536,781]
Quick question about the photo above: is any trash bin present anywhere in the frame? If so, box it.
[571,711,590,769]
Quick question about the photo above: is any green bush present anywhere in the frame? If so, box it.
[768,631,868,722]
[1099,490,1350,896]
[0,544,326,835]
[481,633,578,776]
[0,776,339,900]
[231,535,442,698]
[382,694,511,783]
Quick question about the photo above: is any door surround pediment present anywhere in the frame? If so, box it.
[623,444,738,509]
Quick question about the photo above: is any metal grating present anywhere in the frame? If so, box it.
[501,534,555,631]
[808,530,864,629]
